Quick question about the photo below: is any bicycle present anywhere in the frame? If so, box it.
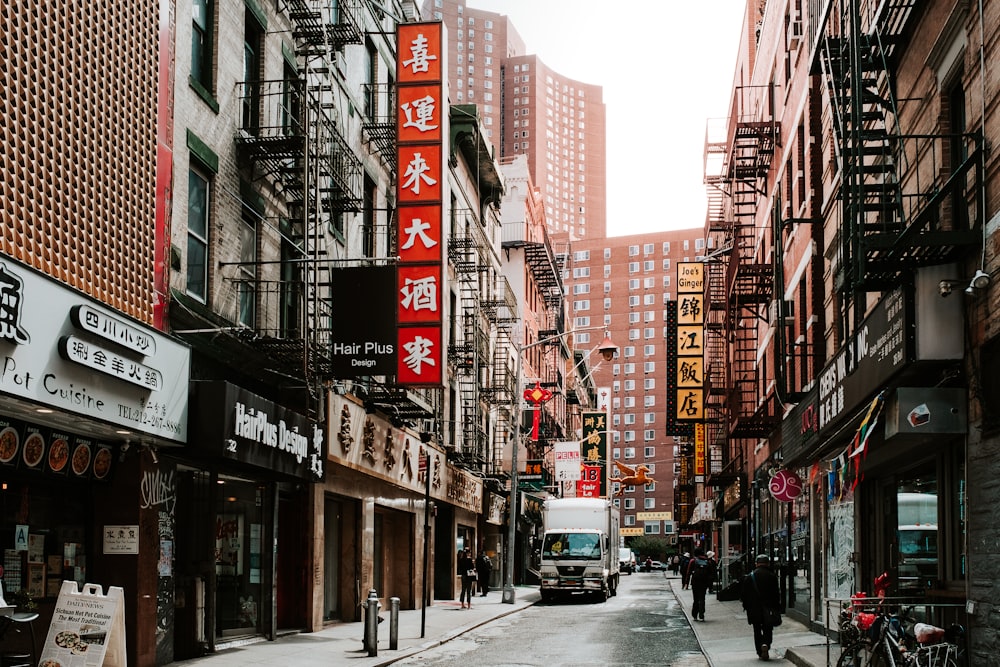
[836,604,962,667]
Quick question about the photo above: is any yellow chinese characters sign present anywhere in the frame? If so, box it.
[675,263,705,421]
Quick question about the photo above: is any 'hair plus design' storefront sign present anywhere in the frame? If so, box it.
[191,381,324,482]
[395,22,446,387]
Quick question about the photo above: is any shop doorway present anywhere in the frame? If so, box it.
[215,476,266,639]
[373,506,415,607]
[322,497,343,622]
[433,504,456,600]
[276,488,308,630]
[894,469,938,595]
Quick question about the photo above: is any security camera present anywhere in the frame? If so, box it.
[938,280,952,297]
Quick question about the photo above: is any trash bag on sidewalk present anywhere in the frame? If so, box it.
[716,579,742,602]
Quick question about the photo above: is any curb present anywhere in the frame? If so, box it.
[370,599,539,666]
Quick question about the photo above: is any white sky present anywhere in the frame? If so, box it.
[465,0,748,237]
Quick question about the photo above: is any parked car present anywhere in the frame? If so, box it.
[619,547,637,574]
[646,560,667,571]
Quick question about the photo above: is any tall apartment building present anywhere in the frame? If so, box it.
[565,230,710,543]
[424,0,608,240]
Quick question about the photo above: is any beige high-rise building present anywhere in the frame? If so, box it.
[424,0,608,240]
[564,229,710,546]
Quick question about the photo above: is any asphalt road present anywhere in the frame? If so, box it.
[395,572,707,666]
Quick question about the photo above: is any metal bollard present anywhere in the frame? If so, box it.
[364,589,381,657]
[389,597,400,650]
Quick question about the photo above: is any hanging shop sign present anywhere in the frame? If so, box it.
[768,469,804,502]
[576,410,608,498]
[190,381,324,482]
[553,440,582,482]
[0,259,189,441]
[328,266,396,377]
[884,386,967,439]
[395,21,446,387]
[674,262,705,422]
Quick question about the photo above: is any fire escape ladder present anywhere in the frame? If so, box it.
[818,0,979,293]
[704,260,727,423]
[481,274,517,406]
[523,238,565,311]
[361,83,396,169]
[447,225,486,463]
[286,0,363,56]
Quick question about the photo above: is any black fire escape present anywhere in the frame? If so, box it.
[228,0,363,389]
[702,83,779,491]
[817,0,983,296]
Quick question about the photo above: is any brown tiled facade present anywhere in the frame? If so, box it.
[0,0,159,323]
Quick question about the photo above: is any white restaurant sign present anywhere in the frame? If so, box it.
[553,440,582,481]
[0,259,189,441]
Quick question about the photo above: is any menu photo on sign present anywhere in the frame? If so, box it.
[39,581,126,667]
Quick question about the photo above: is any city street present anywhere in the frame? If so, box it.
[394,573,707,667]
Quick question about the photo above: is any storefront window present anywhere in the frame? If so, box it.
[896,472,937,595]
[216,476,264,637]
[456,525,474,564]
[0,479,89,603]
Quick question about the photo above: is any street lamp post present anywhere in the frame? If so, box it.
[502,326,617,604]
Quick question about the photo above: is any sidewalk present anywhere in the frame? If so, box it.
[168,578,838,667]
[666,574,833,666]
[167,587,540,667]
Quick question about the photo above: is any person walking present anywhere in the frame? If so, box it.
[705,550,717,592]
[740,553,782,661]
[670,553,681,576]
[458,548,476,609]
[686,548,716,621]
[476,549,493,597]
[679,551,692,589]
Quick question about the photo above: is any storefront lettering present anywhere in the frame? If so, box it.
[1,356,35,389]
[42,372,106,410]
[817,288,908,435]
[140,468,176,514]
[233,401,309,463]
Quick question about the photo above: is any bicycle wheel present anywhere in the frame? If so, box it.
[867,646,895,667]
[836,644,863,667]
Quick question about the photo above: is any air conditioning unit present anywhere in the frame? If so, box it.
[787,20,803,48]
[768,299,795,325]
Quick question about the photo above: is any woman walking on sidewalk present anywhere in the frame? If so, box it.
[459,548,477,609]
[740,553,782,661]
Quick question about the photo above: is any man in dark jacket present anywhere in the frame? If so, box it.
[686,548,716,621]
[740,553,782,661]
[476,549,493,596]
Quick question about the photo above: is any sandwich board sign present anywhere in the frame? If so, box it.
[38,581,126,666]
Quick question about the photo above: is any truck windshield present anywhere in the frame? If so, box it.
[542,533,601,559]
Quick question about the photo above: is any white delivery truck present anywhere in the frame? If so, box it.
[539,497,620,602]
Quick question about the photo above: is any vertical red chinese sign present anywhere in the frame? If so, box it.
[396,22,446,387]
[577,410,608,498]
